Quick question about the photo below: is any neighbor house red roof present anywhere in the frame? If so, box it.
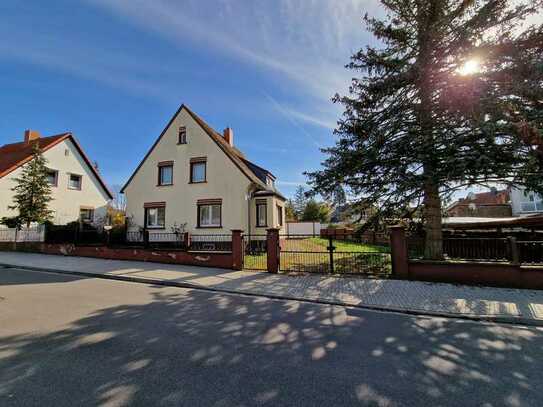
[448,189,510,210]
[0,133,113,199]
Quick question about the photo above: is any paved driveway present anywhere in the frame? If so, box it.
[1,268,543,406]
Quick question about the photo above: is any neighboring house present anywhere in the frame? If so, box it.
[447,188,512,218]
[121,105,286,236]
[510,187,543,217]
[0,130,113,225]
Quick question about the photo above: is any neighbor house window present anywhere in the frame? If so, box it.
[178,127,187,144]
[79,208,94,223]
[157,161,173,186]
[256,200,267,227]
[197,199,222,228]
[190,158,207,183]
[520,192,543,212]
[46,169,58,186]
[68,174,82,190]
[144,203,166,229]
[277,204,283,226]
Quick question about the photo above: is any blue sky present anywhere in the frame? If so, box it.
[0,0,381,198]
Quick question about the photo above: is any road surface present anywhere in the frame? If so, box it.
[1,267,542,406]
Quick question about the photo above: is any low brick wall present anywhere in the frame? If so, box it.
[0,242,234,269]
[409,260,543,289]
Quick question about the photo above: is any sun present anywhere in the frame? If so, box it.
[458,59,480,76]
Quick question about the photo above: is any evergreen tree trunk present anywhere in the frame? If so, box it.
[423,180,443,259]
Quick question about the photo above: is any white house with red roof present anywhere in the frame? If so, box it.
[0,130,113,225]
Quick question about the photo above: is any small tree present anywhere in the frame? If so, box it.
[293,185,308,219]
[285,199,297,221]
[9,143,53,227]
[302,200,331,223]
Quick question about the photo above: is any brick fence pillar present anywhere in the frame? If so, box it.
[231,230,244,270]
[267,228,280,273]
[389,225,409,279]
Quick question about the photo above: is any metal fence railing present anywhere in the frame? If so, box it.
[443,238,510,262]
[190,234,232,252]
[278,234,391,276]
[243,235,267,270]
[518,241,543,265]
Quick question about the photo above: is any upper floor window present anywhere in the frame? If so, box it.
[46,169,58,187]
[178,127,187,144]
[520,192,543,212]
[68,174,82,190]
[266,176,275,188]
[190,158,207,183]
[158,161,173,186]
[256,200,267,227]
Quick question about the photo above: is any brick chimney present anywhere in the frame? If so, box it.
[223,127,234,147]
[24,129,41,144]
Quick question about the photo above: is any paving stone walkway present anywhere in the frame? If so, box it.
[1,252,542,325]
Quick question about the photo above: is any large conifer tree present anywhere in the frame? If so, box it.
[307,0,543,259]
[9,143,53,227]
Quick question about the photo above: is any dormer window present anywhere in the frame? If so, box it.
[266,176,275,188]
[178,127,187,144]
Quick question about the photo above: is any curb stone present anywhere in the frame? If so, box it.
[1,262,541,328]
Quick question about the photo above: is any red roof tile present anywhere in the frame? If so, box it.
[0,133,113,199]
[0,134,70,178]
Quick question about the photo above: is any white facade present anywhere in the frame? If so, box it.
[510,187,543,217]
[0,138,111,225]
[122,105,286,236]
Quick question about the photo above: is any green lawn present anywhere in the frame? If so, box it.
[308,238,390,253]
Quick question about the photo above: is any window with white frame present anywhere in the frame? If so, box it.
[46,169,58,186]
[520,192,543,212]
[277,204,283,226]
[158,162,173,186]
[198,204,221,227]
[79,208,94,223]
[190,160,206,183]
[145,206,166,228]
[256,201,267,227]
[178,127,187,144]
[68,174,82,190]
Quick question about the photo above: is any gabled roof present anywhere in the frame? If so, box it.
[121,104,281,195]
[0,133,113,199]
[448,189,510,211]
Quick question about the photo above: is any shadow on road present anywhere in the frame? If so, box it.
[0,281,542,406]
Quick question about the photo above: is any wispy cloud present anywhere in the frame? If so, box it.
[277,180,307,187]
[262,92,324,148]
[87,0,376,102]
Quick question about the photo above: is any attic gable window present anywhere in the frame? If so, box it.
[178,127,187,144]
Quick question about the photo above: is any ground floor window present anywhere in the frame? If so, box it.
[277,204,283,226]
[145,206,166,228]
[256,201,267,227]
[198,203,221,228]
[79,208,94,223]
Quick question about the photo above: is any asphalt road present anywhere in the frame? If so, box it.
[1,267,542,407]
